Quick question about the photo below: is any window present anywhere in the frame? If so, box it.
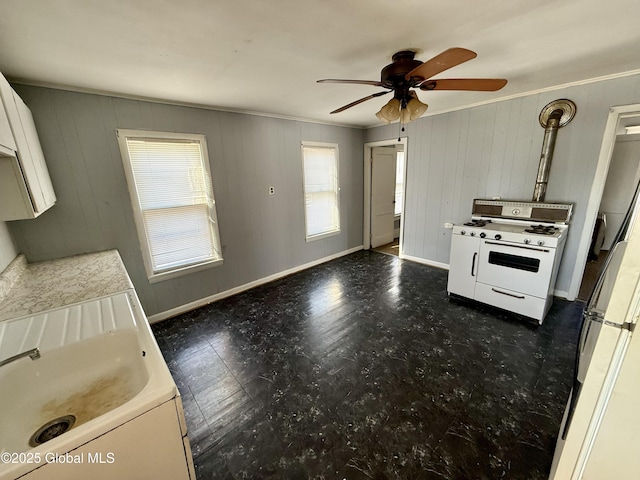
[394,151,405,216]
[301,142,340,241]
[117,129,223,282]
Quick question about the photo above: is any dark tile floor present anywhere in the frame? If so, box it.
[151,250,583,480]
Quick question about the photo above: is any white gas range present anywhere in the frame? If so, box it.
[447,199,573,324]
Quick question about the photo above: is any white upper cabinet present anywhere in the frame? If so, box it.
[0,94,16,155]
[0,72,56,220]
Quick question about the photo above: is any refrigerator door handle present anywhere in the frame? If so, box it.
[561,235,635,442]
[583,315,634,331]
[563,277,638,440]
[577,314,602,383]
[562,384,582,440]
[563,314,602,440]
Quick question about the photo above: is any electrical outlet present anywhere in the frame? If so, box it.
[269,186,275,195]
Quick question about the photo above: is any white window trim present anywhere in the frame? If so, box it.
[117,129,223,283]
[301,141,341,242]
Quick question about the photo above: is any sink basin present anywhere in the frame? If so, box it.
[0,330,148,453]
[0,291,179,479]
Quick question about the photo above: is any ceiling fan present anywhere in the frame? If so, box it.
[318,48,507,125]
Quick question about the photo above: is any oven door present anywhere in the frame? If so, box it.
[476,240,556,298]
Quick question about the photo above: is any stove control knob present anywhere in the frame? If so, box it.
[494,234,502,240]
[524,238,531,244]
[538,240,545,246]
[460,230,466,235]
[479,232,486,238]
[470,232,476,236]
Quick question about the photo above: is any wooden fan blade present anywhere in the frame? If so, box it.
[405,48,477,81]
[330,91,390,114]
[318,79,384,87]
[419,78,508,91]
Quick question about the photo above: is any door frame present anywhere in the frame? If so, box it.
[363,137,408,252]
[568,103,640,300]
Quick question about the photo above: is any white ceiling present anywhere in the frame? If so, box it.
[1,0,639,128]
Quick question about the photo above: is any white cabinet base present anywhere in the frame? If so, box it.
[22,399,193,480]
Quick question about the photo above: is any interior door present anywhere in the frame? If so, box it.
[370,147,396,248]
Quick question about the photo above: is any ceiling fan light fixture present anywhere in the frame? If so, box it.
[407,96,428,121]
[378,98,401,122]
[375,109,391,124]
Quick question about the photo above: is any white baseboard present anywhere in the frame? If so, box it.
[148,245,364,323]
[400,254,450,270]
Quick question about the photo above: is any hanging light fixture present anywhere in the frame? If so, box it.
[319,48,508,129]
[375,91,428,125]
[375,97,401,123]
[405,91,428,121]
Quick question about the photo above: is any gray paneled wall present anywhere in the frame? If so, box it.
[8,86,364,316]
[366,73,640,298]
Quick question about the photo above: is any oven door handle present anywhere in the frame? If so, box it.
[471,252,477,276]
[483,240,549,253]
[491,288,525,299]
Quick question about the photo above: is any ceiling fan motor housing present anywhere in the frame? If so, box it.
[381,51,424,89]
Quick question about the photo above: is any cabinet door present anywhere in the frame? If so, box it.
[0,73,56,219]
[447,234,480,299]
[0,96,16,154]
[10,91,56,215]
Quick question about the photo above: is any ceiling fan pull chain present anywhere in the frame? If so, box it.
[398,117,404,142]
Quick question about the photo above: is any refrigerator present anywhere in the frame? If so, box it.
[549,186,640,479]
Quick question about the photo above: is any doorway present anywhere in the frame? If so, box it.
[572,106,640,300]
[363,138,407,257]
[577,131,640,300]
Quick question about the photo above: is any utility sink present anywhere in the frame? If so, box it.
[0,330,149,453]
[0,291,180,480]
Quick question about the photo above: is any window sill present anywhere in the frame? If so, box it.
[305,229,341,243]
[147,258,223,284]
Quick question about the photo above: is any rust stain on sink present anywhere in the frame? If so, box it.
[39,367,138,432]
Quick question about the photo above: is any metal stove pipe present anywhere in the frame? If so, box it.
[532,99,576,202]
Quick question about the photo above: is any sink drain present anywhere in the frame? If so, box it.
[29,415,76,447]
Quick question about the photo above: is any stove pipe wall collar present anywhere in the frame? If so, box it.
[532,99,577,202]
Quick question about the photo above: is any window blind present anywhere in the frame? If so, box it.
[125,137,220,273]
[302,145,340,239]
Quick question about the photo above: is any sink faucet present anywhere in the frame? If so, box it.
[0,347,40,368]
